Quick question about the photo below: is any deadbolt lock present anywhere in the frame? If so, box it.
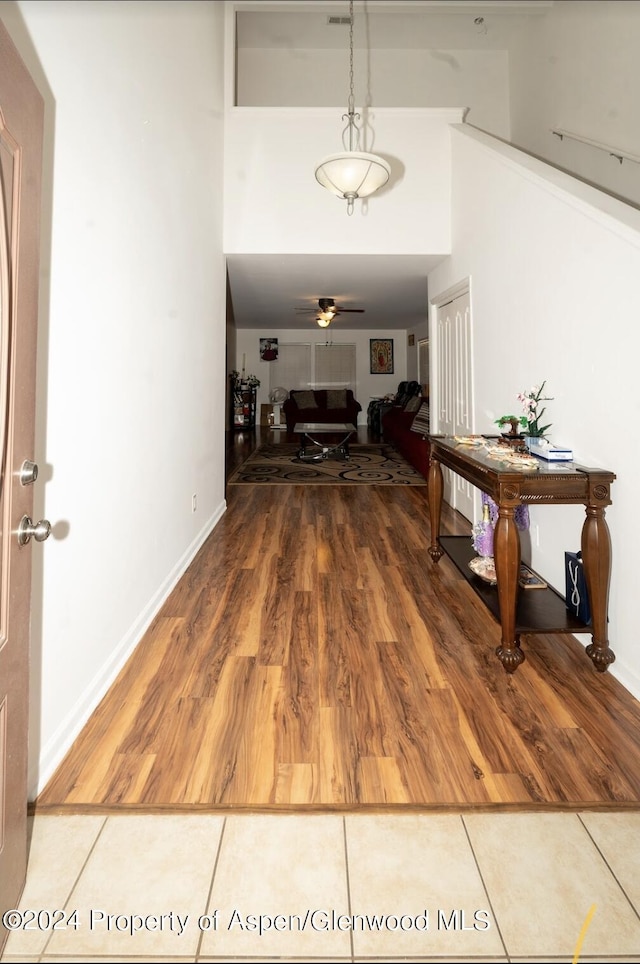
[19,460,39,485]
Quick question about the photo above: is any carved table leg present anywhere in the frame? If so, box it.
[493,504,525,673]
[582,503,615,672]
[428,456,444,563]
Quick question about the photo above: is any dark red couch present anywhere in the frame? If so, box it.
[382,398,431,479]
[283,388,362,433]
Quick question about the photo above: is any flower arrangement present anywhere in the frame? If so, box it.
[231,370,260,388]
[517,380,553,438]
[495,380,553,439]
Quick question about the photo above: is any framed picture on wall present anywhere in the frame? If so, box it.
[408,333,415,347]
[370,339,394,374]
[260,338,278,361]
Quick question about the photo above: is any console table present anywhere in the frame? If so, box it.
[427,436,616,674]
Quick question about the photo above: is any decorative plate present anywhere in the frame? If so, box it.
[454,435,485,446]
[485,445,539,469]
[469,556,497,584]
[503,452,539,468]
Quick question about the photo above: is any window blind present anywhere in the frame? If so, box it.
[268,344,311,394]
[314,343,356,389]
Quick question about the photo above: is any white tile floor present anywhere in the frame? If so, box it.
[3,810,640,962]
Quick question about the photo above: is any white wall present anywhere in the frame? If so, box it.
[508,0,640,207]
[224,107,462,256]
[238,47,510,139]
[428,125,640,697]
[8,0,227,796]
[235,327,405,420]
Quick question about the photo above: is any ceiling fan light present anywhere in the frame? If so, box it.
[315,151,390,200]
[317,310,335,323]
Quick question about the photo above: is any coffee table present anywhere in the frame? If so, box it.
[293,422,356,462]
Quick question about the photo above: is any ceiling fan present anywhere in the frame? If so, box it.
[295,298,365,327]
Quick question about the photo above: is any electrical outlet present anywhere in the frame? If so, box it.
[192,493,197,513]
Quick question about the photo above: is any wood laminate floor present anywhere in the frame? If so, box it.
[36,429,640,812]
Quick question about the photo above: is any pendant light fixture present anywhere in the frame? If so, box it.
[314,0,390,215]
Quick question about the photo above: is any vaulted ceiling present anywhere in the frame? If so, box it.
[227,1,551,330]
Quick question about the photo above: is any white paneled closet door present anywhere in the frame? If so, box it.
[434,287,475,522]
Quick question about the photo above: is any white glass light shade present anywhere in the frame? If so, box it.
[314,151,390,200]
[317,310,335,324]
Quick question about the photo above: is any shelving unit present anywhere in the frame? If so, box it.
[230,381,257,430]
[440,536,588,636]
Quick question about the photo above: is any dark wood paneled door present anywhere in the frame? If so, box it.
[0,18,44,955]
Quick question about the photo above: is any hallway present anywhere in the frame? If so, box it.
[11,431,640,960]
[35,430,640,809]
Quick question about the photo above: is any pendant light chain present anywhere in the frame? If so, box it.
[347,0,355,152]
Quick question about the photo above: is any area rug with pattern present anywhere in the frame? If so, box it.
[228,443,426,485]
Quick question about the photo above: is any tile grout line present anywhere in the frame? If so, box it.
[36,813,109,960]
[342,814,355,963]
[195,814,228,962]
[577,812,640,925]
[460,812,511,961]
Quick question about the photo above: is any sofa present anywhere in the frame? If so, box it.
[382,395,431,480]
[283,388,362,433]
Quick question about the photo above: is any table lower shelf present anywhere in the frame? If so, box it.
[439,536,590,636]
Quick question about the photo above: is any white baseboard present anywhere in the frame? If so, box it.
[30,500,227,799]
[571,633,640,702]
[609,658,640,704]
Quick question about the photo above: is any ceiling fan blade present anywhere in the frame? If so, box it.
[294,299,365,314]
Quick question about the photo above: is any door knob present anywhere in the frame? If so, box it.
[17,515,51,547]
